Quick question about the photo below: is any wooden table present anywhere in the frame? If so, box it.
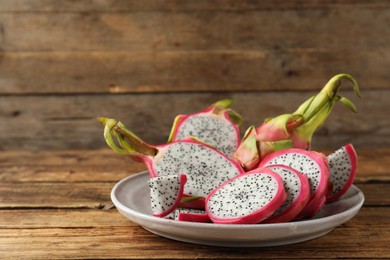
[1,148,389,259]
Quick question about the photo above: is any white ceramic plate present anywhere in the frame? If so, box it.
[111,171,364,247]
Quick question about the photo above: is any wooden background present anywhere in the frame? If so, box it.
[0,0,389,151]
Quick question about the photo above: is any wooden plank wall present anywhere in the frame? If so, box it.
[0,0,389,151]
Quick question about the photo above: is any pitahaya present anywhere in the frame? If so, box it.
[173,208,211,223]
[205,169,287,224]
[326,143,358,202]
[168,99,242,157]
[234,74,360,170]
[262,165,311,223]
[98,117,244,197]
[259,148,329,218]
[148,174,187,217]
[179,195,206,209]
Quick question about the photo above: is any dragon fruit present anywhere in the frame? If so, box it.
[234,74,360,171]
[173,208,211,223]
[259,148,329,218]
[179,195,206,209]
[168,99,242,157]
[205,169,287,224]
[98,117,244,197]
[149,174,187,217]
[262,165,311,223]
[326,143,358,202]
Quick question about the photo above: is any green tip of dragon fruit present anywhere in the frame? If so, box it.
[211,98,243,125]
[98,117,157,157]
[235,74,361,170]
[290,73,360,148]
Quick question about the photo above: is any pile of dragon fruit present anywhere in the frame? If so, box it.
[100,74,361,224]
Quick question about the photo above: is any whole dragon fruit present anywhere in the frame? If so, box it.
[326,143,358,202]
[234,74,360,171]
[168,99,242,157]
[149,174,187,217]
[98,117,244,198]
[205,169,287,224]
[261,165,311,223]
[259,148,330,218]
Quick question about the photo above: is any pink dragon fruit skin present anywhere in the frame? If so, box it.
[205,169,287,224]
[259,148,330,219]
[174,208,211,223]
[168,99,242,157]
[261,165,311,223]
[326,143,358,203]
[179,195,206,209]
[234,74,361,171]
[98,117,245,198]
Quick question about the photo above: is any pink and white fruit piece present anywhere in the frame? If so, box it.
[148,139,245,197]
[173,208,211,223]
[326,143,358,202]
[98,118,245,198]
[259,148,330,219]
[262,165,311,223]
[168,99,242,157]
[179,195,206,209]
[148,174,187,218]
[206,169,287,224]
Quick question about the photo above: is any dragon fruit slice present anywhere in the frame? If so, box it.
[168,99,242,157]
[98,118,244,197]
[179,195,206,209]
[326,143,358,203]
[259,148,329,218]
[173,208,211,223]
[149,174,187,218]
[205,169,287,224]
[262,165,311,223]
[234,74,360,170]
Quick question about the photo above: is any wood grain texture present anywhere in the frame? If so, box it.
[0,90,387,150]
[1,9,389,52]
[0,208,389,259]
[0,1,388,258]
[1,50,387,94]
[0,1,389,94]
[2,0,390,12]
[0,149,388,259]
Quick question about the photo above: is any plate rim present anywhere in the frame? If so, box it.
[111,171,365,230]
[111,171,365,246]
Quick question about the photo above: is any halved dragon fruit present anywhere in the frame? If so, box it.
[98,118,244,197]
[262,165,311,223]
[149,174,187,218]
[206,169,287,224]
[259,148,329,218]
[168,99,242,157]
[326,143,358,202]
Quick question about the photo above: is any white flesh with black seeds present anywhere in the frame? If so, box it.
[266,166,301,216]
[153,141,242,197]
[175,114,238,157]
[173,208,206,220]
[207,174,279,218]
[149,175,182,216]
[262,153,321,195]
[328,146,353,196]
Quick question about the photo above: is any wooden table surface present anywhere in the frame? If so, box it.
[1,148,389,259]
